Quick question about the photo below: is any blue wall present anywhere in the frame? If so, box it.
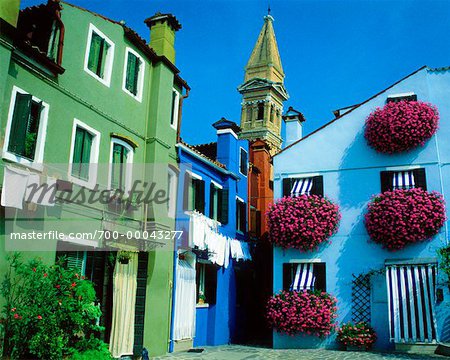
[171,124,249,349]
[272,67,450,350]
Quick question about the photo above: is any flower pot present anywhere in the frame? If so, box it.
[119,258,129,264]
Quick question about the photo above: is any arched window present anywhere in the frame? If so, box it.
[270,106,275,123]
[246,106,252,122]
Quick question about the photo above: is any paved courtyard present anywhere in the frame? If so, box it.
[153,345,445,360]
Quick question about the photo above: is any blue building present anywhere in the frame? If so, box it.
[272,66,450,351]
[170,119,252,351]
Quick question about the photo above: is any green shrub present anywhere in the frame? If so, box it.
[0,253,109,359]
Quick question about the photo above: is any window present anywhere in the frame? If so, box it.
[57,251,87,275]
[167,167,177,218]
[3,86,49,167]
[183,172,205,214]
[380,168,426,192]
[246,106,252,122]
[109,138,133,193]
[257,102,264,120]
[387,93,417,103]
[196,262,217,305]
[283,262,326,292]
[69,120,101,188]
[282,176,324,197]
[249,206,261,237]
[170,89,180,130]
[122,48,144,101]
[270,105,275,123]
[209,181,228,224]
[239,147,248,176]
[84,24,115,86]
[236,197,246,233]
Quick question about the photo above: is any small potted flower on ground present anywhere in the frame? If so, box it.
[337,322,377,351]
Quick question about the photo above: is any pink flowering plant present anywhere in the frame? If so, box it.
[365,188,446,250]
[267,195,341,251]
[364,100,439,153]
[337,322,377,349]
[266,290,338,337]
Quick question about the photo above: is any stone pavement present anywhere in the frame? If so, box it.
[153,345,445,360]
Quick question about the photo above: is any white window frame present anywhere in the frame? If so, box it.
[170,88,180,130]
[83,23,115,87]
[107,138,134,195]
[122,47,145,102]
[68,119,101,189]
[167,167,178,218]
[3,86,49,171]
[239,147,248,177]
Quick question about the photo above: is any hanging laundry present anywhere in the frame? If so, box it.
[1,166,29,209]
[240,242,252,261]
[224,237,230,268]
[230,239,244,261]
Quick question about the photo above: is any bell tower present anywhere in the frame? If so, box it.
[238,13,288,154]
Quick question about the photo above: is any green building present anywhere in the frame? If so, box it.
[0,0,189,357]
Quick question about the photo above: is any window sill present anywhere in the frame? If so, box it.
[2,152,43,172]
[84,68,111,87]
[122,87,142,103]
[196,303,209,308]
[68,174,96,190]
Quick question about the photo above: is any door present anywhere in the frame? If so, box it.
[386,263,437,343]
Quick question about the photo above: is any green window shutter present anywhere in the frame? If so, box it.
[133,58,141,95]
[24,101,43,160]
[170,91,177,126]
[88,32,102,74]
[111,143,128,191]
[66,251,85,274]
[98,39,110,78]
[125,52,137,94]
[8,93,32,157]
[72,128,93,180]
[80,131,93,180]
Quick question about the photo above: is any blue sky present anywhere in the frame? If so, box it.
[23,0,450,145]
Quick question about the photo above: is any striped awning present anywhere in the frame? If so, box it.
[386,264,437,343]
[290,263,316,291]
[393,171,415,190]
[290,177,313,197]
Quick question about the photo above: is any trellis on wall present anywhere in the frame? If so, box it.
[351,273,371,323]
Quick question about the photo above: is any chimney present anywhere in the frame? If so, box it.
[213,117,241,170]
[145,13,181,64]
[283,106,305,148]
[0,0,21,28]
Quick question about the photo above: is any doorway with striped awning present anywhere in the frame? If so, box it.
[385,261,438,344]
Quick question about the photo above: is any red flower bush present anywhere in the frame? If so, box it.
[266,290,338,337]
[365,188,446,250]
[267,195,341,251]
[365,101,439,153]
[337,322,377,349]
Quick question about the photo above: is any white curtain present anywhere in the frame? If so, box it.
[173,258,197,341]
[109,252,138,358]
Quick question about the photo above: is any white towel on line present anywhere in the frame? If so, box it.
[1,166,29,209]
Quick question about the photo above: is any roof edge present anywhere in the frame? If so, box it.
[275,65,428,156]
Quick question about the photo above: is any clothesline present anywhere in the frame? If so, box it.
[188,211,252,268]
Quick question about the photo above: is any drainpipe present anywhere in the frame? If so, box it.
[176,87,189,144]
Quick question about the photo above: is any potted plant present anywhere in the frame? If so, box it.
[337,322,377,351]
[198,291,206,305]
[117,251,133,264]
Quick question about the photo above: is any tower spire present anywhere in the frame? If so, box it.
[237,14,289,154]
